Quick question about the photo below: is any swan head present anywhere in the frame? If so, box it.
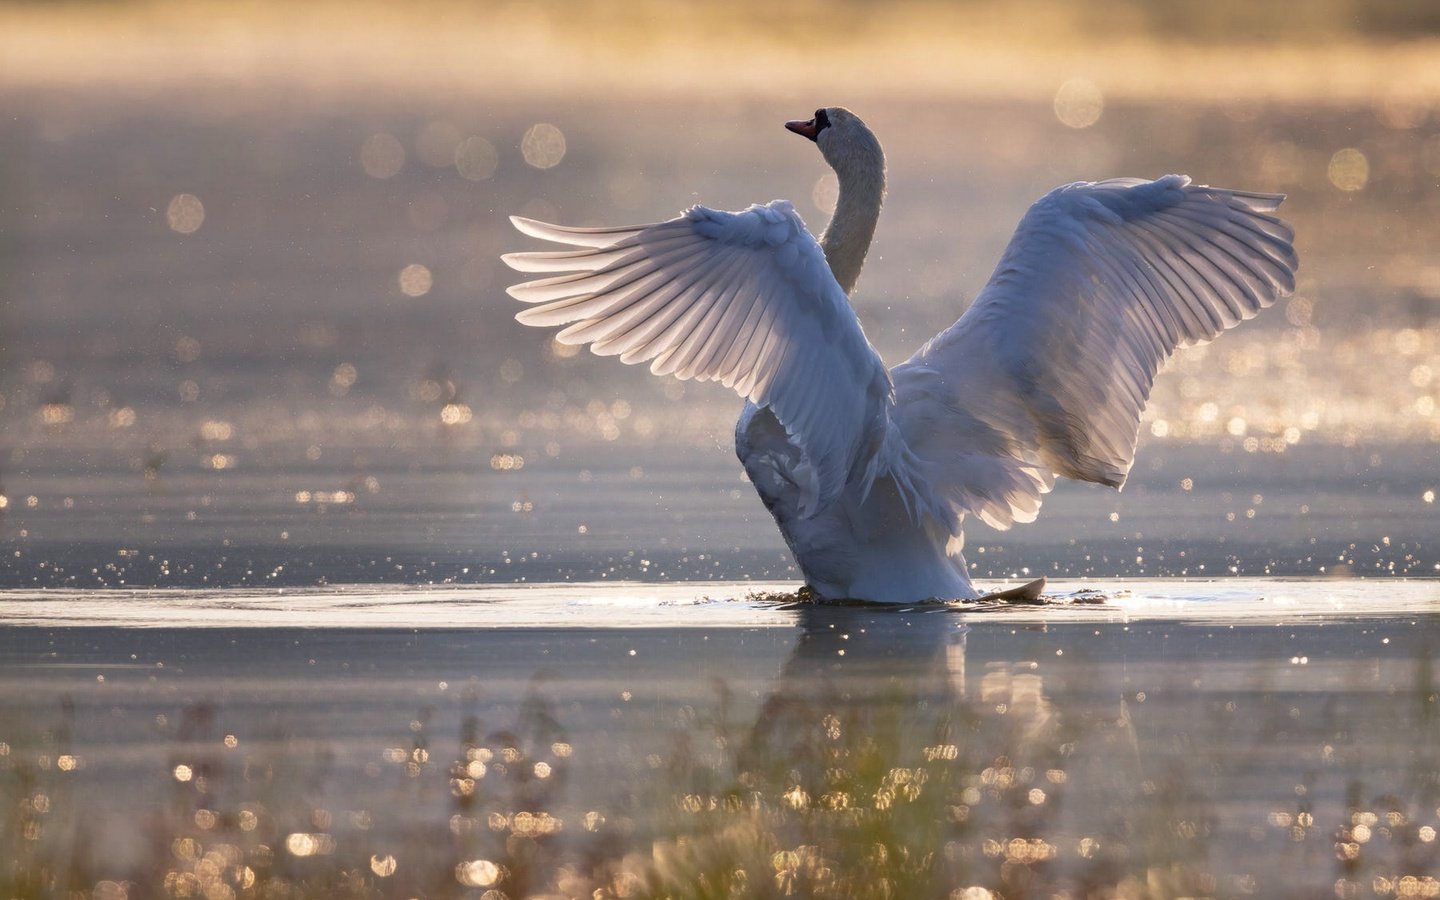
[785,106,883,180]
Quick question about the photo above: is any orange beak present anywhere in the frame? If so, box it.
[785,118,820,141]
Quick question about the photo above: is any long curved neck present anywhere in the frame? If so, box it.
[820,156,885,296]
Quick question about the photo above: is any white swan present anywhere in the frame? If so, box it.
[502,107,1298,603]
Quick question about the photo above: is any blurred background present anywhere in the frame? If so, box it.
[1,0,1438,587]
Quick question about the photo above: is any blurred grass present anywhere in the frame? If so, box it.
[4,628,1438,899]
[3,0,1440,104]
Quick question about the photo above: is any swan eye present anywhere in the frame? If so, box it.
[814,109,831,133]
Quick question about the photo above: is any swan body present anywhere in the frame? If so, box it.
[502,107,1298,602]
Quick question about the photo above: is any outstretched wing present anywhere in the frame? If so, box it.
[503,200,894,516]
[894,175,1298,532]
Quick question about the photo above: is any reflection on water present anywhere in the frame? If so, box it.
[2,590,1437,897]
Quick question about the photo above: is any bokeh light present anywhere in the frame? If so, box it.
[398,263,433,297]
[456,859,501,887]
[360,132,405,178]
[1328,147,1370,191]
[285,833,336,857]
[455,136,499,180]
[1053,78,1104,128]
[370,854,398,877]
[521,123,566,169]
[811,172,839,215]
[166,193,205,234]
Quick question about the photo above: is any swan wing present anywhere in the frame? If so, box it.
[894,175,1298,532]
[503,200,894,516]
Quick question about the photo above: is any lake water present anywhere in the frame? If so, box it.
[3,14,1440,898]
[3,89,1438,594]
[1,581,1437,898]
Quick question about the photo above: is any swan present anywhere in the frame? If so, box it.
[502,107,1298,603]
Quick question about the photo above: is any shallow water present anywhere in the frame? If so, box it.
[0,578,1435,628]
[2,580,1437,897]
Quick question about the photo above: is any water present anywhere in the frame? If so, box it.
[3,89,1438,590]
[3,7,1440,897]
[1,582,1437,897]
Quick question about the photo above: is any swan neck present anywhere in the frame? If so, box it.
[821,161,885,296]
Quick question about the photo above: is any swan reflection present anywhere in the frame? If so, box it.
[646,606,1155,897]
[0,610,1436,897]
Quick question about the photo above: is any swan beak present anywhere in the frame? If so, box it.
[785,118,820,142]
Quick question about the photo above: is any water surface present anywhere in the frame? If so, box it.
[2,581,1437,897]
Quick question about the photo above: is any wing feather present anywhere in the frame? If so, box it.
[1145,214,1253,321]
[893,174,1297,534]
[514,240,712,308]
[555,251,716,346]
[510,216,677,248]
[501,230,697,273]
[504,200,895,515]
[651,271,749,378]
[603,248,748,359]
